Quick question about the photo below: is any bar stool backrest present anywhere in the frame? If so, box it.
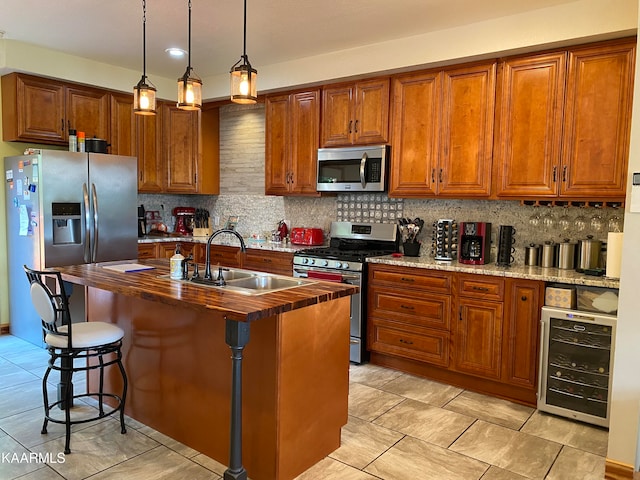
[23,266,73,349]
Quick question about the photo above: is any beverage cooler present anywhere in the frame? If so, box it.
[538,306,616,427]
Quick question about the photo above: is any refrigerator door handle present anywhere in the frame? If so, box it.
[91,183,99,263]
[83,183,91,263]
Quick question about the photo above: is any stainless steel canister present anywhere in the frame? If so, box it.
[557,239,577,269]
[577,235,602,272]
[524,244,541,266]
[541,241,557,268]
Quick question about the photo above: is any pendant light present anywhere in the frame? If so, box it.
[177,0,202,110]
[133,0,157,115]
[230,0,257,104]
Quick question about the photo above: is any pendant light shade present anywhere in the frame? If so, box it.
[133,0,156,115]
[230,0,257,104]
[177,0,202,110]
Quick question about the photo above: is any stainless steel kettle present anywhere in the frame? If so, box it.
[577,235,602,272]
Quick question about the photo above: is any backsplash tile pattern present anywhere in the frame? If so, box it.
[337,193,404,223]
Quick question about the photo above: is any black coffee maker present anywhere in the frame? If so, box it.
[138,205,146,237]
[458,222,491,265]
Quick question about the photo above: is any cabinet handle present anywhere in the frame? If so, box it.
[263,258,272,263]
[400,277,415,282]
[61,119,65,133]
[521,295,528,301]
[400,304,415,311]
[399,338,414,345]
[553,166,557,182]
[439,168,443,183]
[472,286,490,292]
[140,171,143,181]
[459,306,463,321]
[348,120,353,134]
[354,120,359,133]
[431,169,436,183]
[562,166,567,182]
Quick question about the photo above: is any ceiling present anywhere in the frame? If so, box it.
[1,0,579,81]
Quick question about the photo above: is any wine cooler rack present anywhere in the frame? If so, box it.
[539,306,616,428]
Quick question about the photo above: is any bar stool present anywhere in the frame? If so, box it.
[23,265,128,454]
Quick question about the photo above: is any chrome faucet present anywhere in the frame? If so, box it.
[204,229,247,281]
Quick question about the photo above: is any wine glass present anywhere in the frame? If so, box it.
[529,209,541,227]
[541,209,556,230]
[590,212,604,234]
[575,214,587,232]
[608,213,622,232]
[558,208,571,231]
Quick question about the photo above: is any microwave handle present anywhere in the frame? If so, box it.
[360,152,368,188]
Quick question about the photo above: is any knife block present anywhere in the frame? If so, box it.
[193,227,213,237]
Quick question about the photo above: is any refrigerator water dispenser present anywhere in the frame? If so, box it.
[52,203,82,245]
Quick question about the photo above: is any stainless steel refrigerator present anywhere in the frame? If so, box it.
[4,150,138,346]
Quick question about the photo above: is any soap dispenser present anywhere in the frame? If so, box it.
[170,243,185,279]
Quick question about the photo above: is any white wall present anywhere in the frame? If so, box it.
[607,0,640,469]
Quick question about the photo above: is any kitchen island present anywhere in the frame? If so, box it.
[57,259,357,480]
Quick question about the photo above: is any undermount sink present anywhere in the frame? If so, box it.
[159,269,314,295]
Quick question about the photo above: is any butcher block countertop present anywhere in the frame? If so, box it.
[57,259,357,322]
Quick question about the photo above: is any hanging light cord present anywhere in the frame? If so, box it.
[242,0,248,62]
[142,0,147,80]
[187,0,192,72]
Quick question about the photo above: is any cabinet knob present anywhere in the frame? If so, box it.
[348,120,353,134]
[521,295,528,301]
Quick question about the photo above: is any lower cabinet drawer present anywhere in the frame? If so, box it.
[369,286,450,330]
[368,319,449,367]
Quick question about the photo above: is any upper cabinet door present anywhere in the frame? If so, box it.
[388,71,441,197]
[1,73,66,144]
[66,85,110,140]
[163,104,200,194]
[321,78,389,147]
[265,94,291,195]
[353,78,390,145]
[289,90,321,195]
[321,85,353,147]
[560,41,635,198]
[438,63,496,197]
[110,93,135,156]
[136,104,164,193]
[494,53,566,198]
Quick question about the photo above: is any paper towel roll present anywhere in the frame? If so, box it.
[606,232,624,278]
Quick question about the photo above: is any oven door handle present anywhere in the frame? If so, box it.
[294,268,360,284]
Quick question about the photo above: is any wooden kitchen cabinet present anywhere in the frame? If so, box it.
[242,249,294,276]
[2,73,66,143]
[321,78,390,147]
[137,243,158,259]
[110,93,136,156]
[502,278,544,390]
[66,84,110,141]
[265,90,320,196]
[495,38,635,200]
[163,104,203,194]
[494,52,566,197]
[367,264,452,367]
[2,72,108,144]
[206,244,242,268]
[560,40,635,199]
[389,62,496,198]
[368,265,538,406]
[157,241,197,260]
[136,103,164,193]
[453,274,504,380]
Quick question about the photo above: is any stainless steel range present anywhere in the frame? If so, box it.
[293,221,399,363]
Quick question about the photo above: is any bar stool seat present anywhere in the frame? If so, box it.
[24,265,128,454]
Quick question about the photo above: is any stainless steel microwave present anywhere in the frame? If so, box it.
[317,145,389,192]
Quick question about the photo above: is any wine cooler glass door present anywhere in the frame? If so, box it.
[538,306,616,428]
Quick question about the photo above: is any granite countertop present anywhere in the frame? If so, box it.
[138,235,312,253]
[367,255,620,288]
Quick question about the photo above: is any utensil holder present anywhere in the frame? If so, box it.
[403,242,421,257]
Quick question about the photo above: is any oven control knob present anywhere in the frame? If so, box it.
[335,262,342,268]
[320,260,329,267]
[302,258,309,264]
[309,258,315,265]
[343,263,349,269]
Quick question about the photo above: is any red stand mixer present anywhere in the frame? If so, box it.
[173,207,195,235]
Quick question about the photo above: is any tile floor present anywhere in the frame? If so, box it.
[0,334,609,480]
